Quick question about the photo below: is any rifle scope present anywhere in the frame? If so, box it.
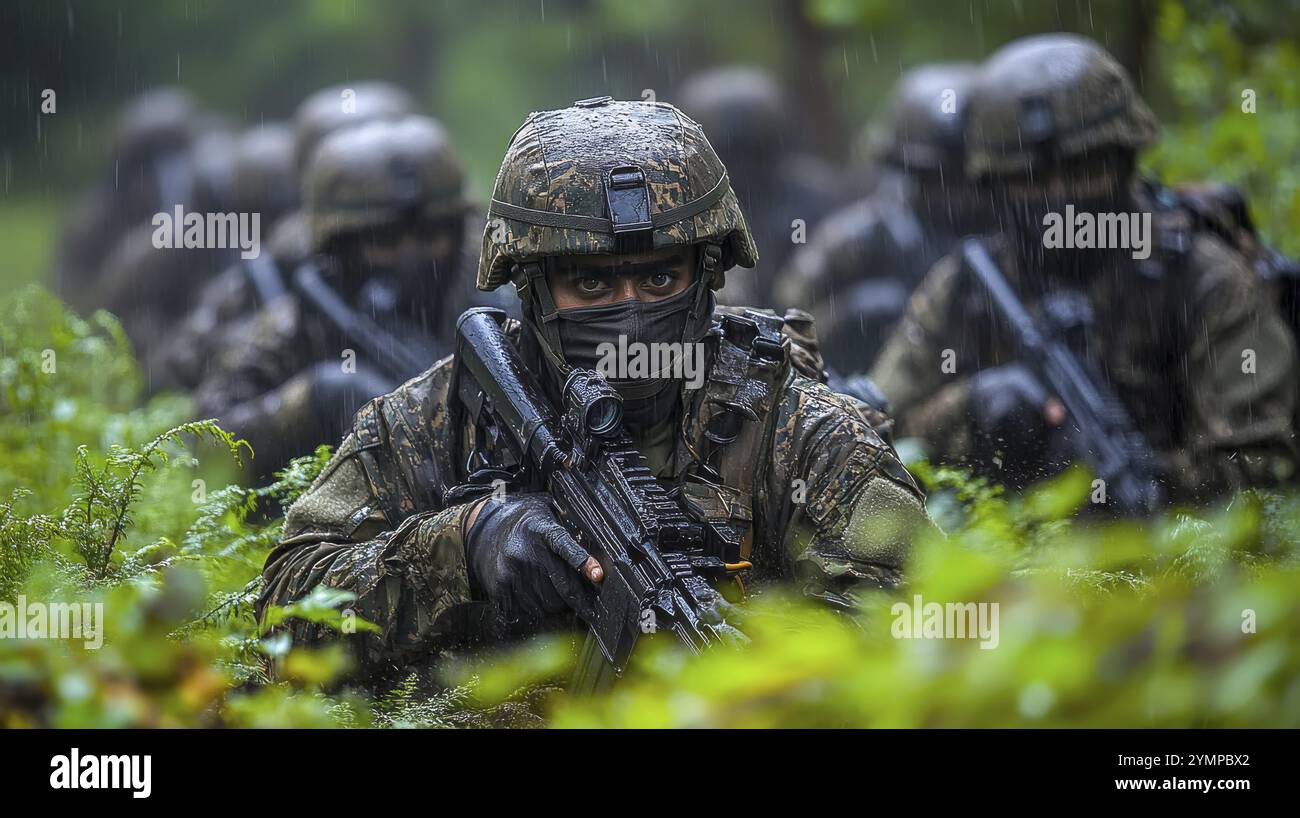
[563,370,623,438]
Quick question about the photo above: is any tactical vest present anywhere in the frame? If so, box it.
[672,306,899,576]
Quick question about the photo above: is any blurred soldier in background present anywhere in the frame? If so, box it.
[870,34,1298,503]
[778,64,988,374]
[89,127,242,360]
[56,87,228,316]
[147,82,417,393]
[193,114,500,481]
[679,66,845,306]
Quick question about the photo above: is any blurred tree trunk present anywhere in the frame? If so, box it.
[398,11,439,105]
[1117,0,1156,95]
[780,0,843,159]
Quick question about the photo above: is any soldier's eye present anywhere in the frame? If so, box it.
[645,272,672,289]
[577,277,605,293]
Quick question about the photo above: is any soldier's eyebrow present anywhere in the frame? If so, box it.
[560,254,688,278]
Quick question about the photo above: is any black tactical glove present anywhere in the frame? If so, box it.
[465,493,598,631]
[969,363,1058,485]
[695,587,751,649]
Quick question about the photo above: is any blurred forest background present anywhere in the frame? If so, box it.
[2,0,1298,290]
[2,0,1300,728]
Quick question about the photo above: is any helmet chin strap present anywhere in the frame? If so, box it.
[514,242,722,382]
[688,243,723,341]
[514,260,568,377]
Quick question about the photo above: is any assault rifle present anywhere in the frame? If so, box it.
[451,307,747,693]
[961,238,1165,515]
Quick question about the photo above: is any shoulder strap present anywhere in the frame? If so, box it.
[1136,179,1195,281]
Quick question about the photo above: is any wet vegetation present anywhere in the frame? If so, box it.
[2,1,1299,726]
[3,281,1298,727]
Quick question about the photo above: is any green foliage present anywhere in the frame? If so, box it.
[7,283,1300,728]
[0,428,369,726]
[0,286,253,594]
[1146,0,1300,255]
[66,421,250,580]
[0,199,59,290]
[474,471,1300,728]
[0,289,375,725]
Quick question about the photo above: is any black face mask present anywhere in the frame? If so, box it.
[331,247,453,317]
[1003,188,1134,285]
[537,280,713,431]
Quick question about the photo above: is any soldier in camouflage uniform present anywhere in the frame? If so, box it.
[58,88,206,314]
[149,83,415,393]
[193,114,495,482]
[777,64,989,374]
[59,89,243,339]
[870,34,1298,502]
[89,126,243,361]
[256,97,938,676]
[678,67,845,307]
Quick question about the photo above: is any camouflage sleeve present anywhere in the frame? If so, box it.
[193,295,316,422]
[146,265,253,392]
[773,210,848,312]
[870,252,975,454]
[257,432,481,670]
[763,377,942,604]
[1167,236,1299,498]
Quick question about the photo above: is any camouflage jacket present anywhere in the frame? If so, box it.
[870,197,1298,502]
[192,216,501,421]
[147,211,311,393]
[87,219,236,363]
[258,308,938,673]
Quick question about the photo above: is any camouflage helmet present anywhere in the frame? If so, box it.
[867,62,976,175]
[966,34,1158,179]
[478,97,757,292]
[305,114,469,253]
[292,81,415,176]
[678,66,785,162]
[231,122,298,225]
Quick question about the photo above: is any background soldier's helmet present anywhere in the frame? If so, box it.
[231,122,298,226]
[305,114,468,253]
[965,33,1158,179]
[292,81,415,177]
[114,87,200,165]
[188,128,239,211]
[678,66,785,164]
[866,62,976,176]
[478,97,758,292]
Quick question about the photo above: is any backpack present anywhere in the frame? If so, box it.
[1167,180,1300,337]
